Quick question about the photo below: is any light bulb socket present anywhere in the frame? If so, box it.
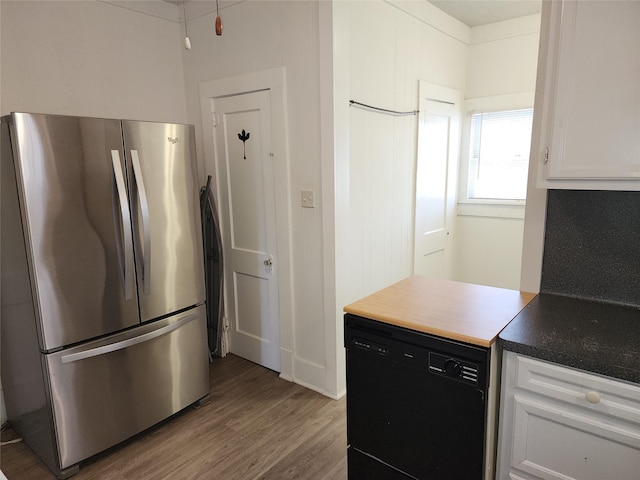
[215,16,222,36]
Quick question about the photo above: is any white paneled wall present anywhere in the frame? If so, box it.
[332,0,470,395]
[347,108,412,295]
[334,0,468,309]
[466,14,542,99]
[453,14,541,290]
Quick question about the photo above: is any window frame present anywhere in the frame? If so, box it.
[458,93,535,210]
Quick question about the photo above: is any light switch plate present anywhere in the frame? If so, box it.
[301,190,315,208]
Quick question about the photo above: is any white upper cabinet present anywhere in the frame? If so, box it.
[534,0,640,190]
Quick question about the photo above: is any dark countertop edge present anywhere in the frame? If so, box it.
[498,337,640,384]
[498,293,640,385]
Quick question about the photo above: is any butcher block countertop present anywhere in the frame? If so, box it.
[343,276,536,348]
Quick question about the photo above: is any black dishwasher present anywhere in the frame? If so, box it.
[345,313,491,480]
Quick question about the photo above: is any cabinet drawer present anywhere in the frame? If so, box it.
[514,355,640,425]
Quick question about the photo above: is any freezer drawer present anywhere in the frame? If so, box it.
[44,305,209,469]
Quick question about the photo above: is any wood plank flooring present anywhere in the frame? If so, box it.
[0,354,347,480]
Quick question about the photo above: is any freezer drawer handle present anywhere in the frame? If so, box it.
[60,313,199,364]
[130,150,151,295]
[110,150,134,301]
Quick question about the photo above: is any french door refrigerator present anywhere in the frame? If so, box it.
[1,113,209,478]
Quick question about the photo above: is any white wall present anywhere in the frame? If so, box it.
[334,0,468,297]
[465,14,541,99]
[0,0,339,401]
[0,0,543,409]
[0,0,188,423]
[180,1,336,395]
[332,0,470,395]
[0,1,187,121]
[453,14,541,290]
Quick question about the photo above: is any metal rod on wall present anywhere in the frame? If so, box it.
[349,100,418,116]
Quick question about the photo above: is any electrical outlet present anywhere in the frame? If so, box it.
[301,190,315,208]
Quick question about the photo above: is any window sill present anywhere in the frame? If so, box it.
[457,202,525,219]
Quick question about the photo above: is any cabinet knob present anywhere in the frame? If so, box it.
[585,390,601,404]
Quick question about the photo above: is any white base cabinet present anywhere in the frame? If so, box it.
[496,352,640,480]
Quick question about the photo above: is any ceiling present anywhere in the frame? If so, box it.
[163,0,542,27]
[429,0,542,27]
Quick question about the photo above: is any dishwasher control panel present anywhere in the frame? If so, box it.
[352,337,389,356]
[428,352,479,386]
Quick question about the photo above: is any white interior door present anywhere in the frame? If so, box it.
[213,90,280,372]
[413,82,461,278]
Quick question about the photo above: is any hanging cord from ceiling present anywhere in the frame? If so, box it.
[183,1,191,49]
[215,0,222,36]
[349,100,418,116]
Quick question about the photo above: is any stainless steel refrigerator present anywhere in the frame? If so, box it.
[1,113,209,478]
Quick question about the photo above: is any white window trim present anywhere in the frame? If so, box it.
[457,202,525,219]
[458,92,535,214]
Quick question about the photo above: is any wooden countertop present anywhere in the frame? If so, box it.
[343,276,536,347]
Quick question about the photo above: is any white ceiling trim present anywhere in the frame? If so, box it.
[101,1,541,28]
[385,0,471,45]
[100,1,181,22]
[429,0,542,28]
[100,0,243,23]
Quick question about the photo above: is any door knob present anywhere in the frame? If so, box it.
[263,256,274,273]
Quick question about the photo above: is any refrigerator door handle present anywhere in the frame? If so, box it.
[61,312,199,364]
[110,150,134,301]
[130,150,151,295]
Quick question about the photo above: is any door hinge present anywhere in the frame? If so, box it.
[543,147,549,164]
[211,112,219,128]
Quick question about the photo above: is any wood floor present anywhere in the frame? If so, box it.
[0,354,347,480]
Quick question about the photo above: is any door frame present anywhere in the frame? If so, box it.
[199,67,294,380]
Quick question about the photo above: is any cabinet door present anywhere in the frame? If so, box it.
[497,352,640,480]
[537,0,640,187]
[510,394,640,480]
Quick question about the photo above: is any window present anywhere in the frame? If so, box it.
[466,108,533,202]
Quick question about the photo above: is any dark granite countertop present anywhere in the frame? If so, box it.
[499,293,640,384]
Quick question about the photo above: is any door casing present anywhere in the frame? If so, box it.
[200,67,294,379]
